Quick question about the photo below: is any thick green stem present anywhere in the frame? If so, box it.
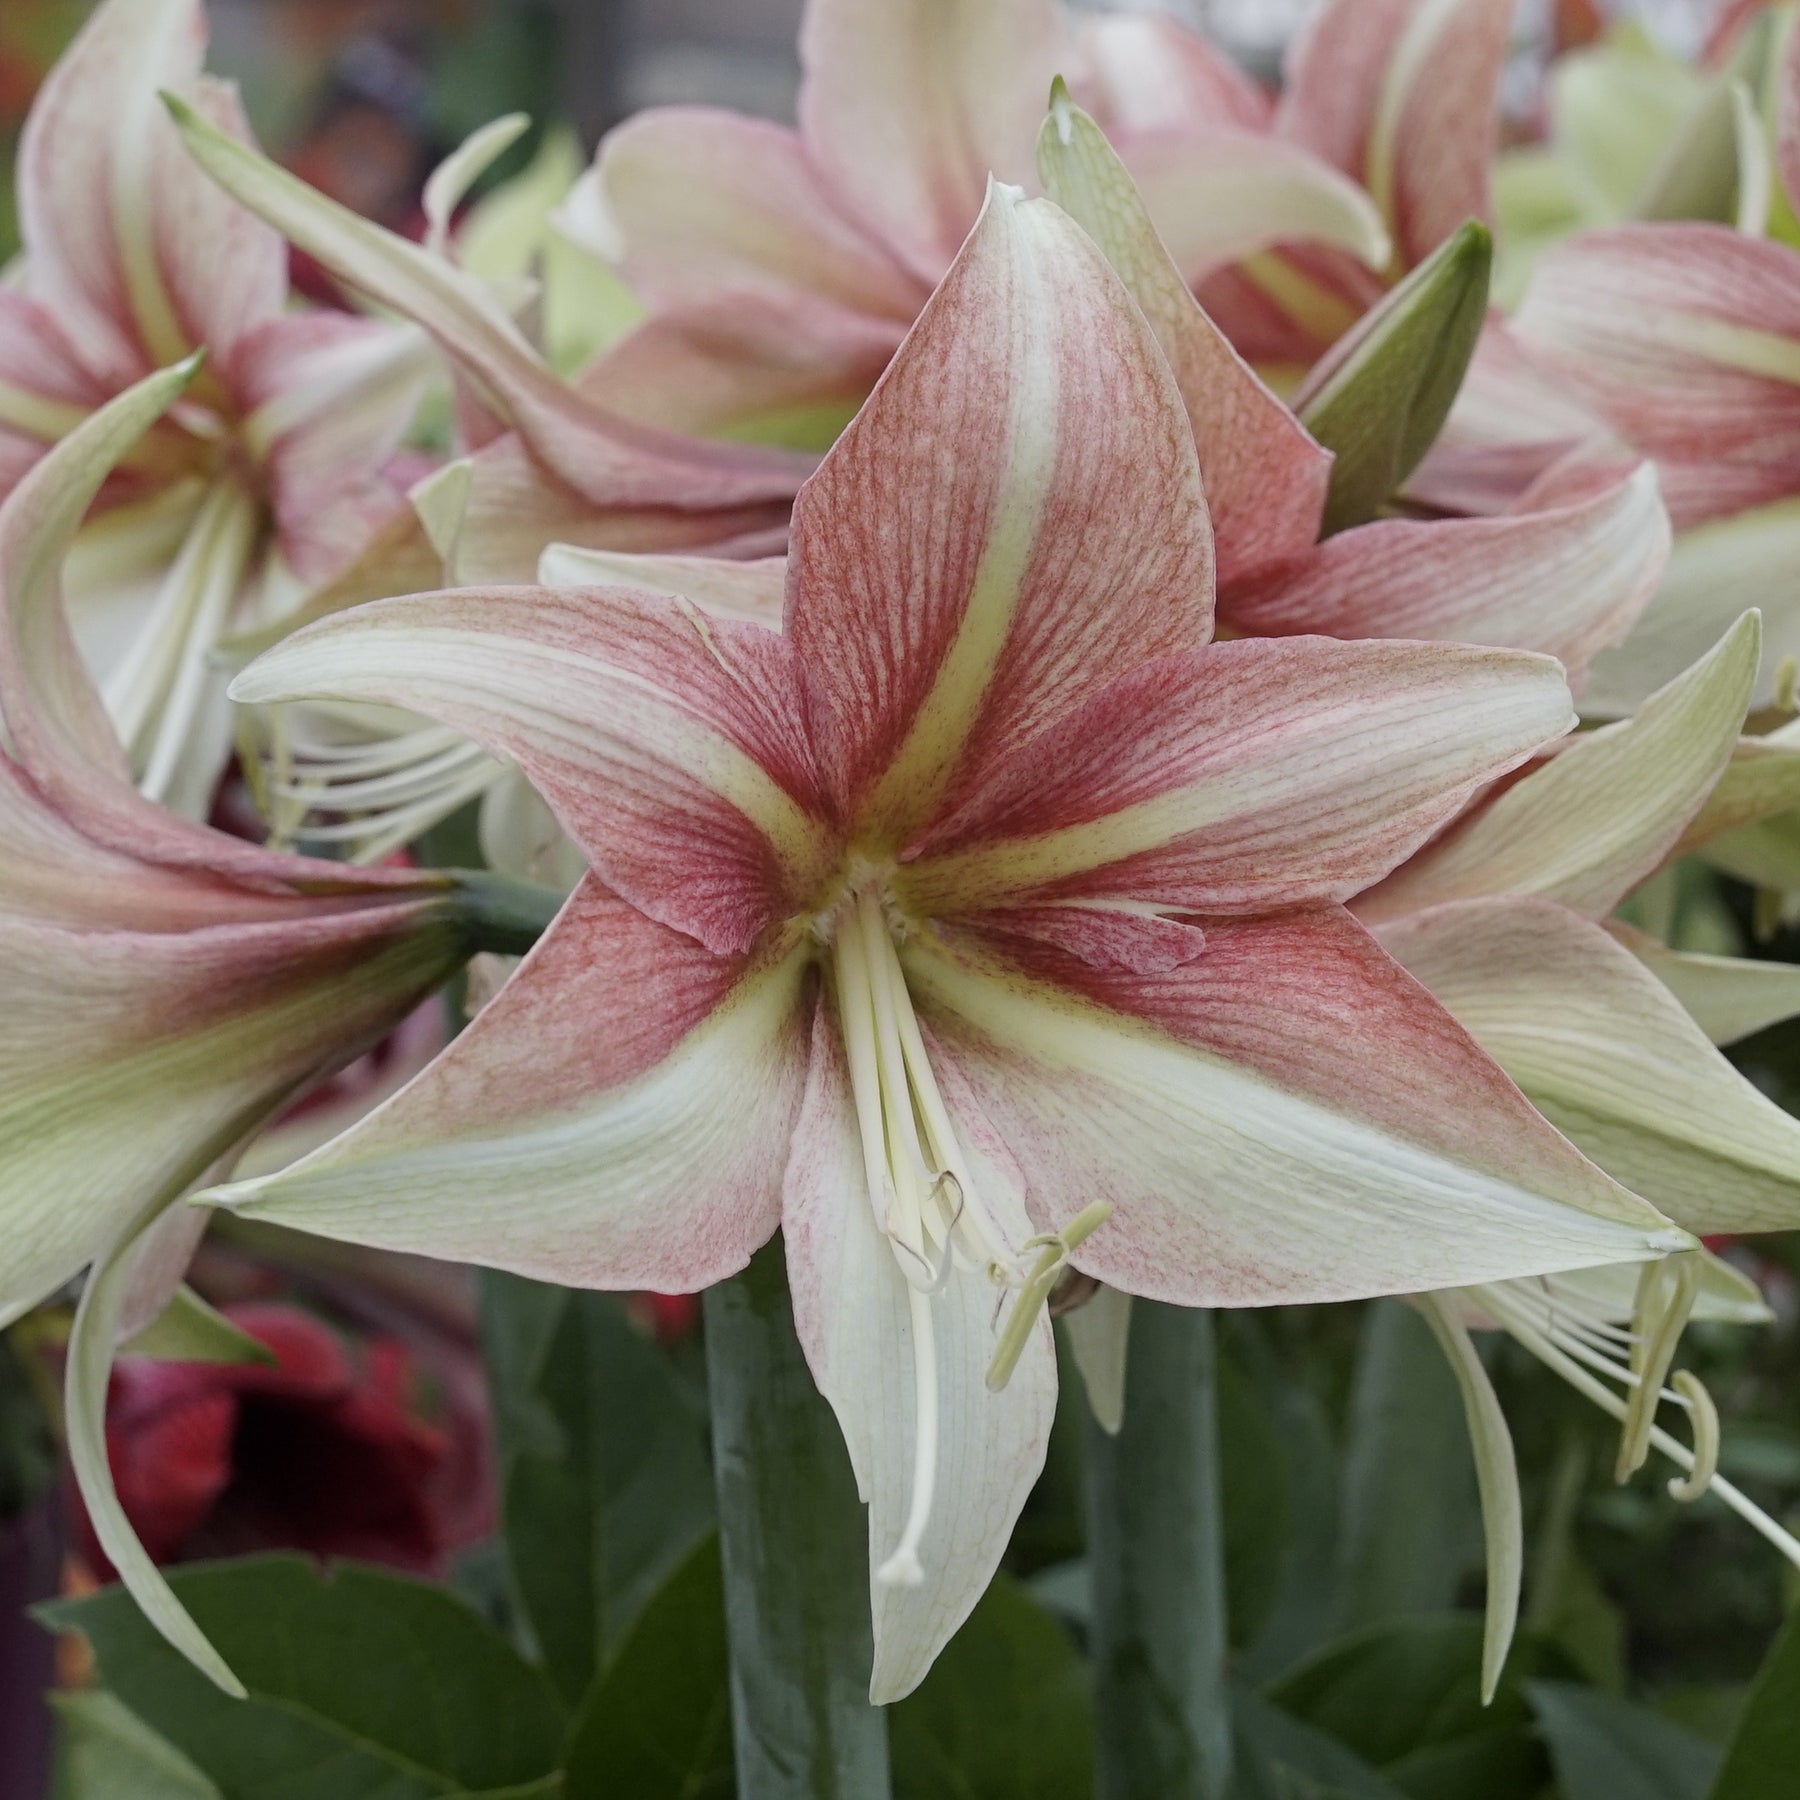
[704,1241,891,1799]
[1086,1300,1232,1800]
[447,869,567,958]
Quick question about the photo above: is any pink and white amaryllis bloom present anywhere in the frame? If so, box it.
[0,367,468,1694]
[568,0,1388,454]
[0,0,447,817]
[202,187,1688,1697]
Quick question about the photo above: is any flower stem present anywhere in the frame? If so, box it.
[447,869,567,958]
[1085,1300,1233,1799]
[703,1241,892,1799]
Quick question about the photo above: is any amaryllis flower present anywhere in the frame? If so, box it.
[558,0,1387,451]
[0,0,447,816]
[70,1302,493,1580]
[201,187,1687,1699]
[0,366,470,1693]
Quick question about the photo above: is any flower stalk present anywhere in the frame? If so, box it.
[1085,1301,1232,1800]
[703,1242,892,1799]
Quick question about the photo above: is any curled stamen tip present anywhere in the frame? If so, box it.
[1668,1370,1721,1504]
[876,1548,926,1589]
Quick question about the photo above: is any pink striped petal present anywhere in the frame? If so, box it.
[1078,13,1273,134]
[0,292,110,494]
[228,312,436,583]
[1118,129,1393,287]
[167,99,814,515]
[798,0,1069,284]
[900,637,1572,919]
[231,583,832,953]
[1221,464,1669,686]
[204,881,810,1293]
[595,107,924,321]
[1037,94,1330,582]
[904,911,1682,1308]
[579,292,903,450]
[788,184,1215,841]
[19,0,283,381]
[1514,224,1800,527]
[783,1005,1055,1703]
[450,435,791,586]
[1279,0,1511,268]
[1405,318,1614,518]
[0,897,454,1325]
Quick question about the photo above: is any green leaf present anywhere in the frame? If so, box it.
[1234,1688,1410,1800]
[43,1557,566,1799]
[480,1273,714,1706]
[53,1692,221,1800]
[890,1574,1093,1800]
[1707,1607,1800,1797]
[562,1536,733,1800]
[1266,1615,1563,1800]
[1331,1303,1479,1636]
[1527,1681,1720,1800]
[1296,221,1492,534]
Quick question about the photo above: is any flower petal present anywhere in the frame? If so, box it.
[578,292,900,450]
[1116,128,1393,286]
[783,1004,1055,1702]
[789,183,1215,841]
[1362,611,1759,922]
[1221,464,1669,688]
[904,911,1683,1309]
[1062,1285,1133,1434]
[1380,896,1800,1234]
[20,0,284,379]
[1414,1291,1520,1706]
[1584,498,1800,716]
[447,435,791,588]
[231,583,829,953]
[1618,926,1800,1046]
[902,637,1572,918]
[1078,14,1273,135]
[66,1207,244,1694]
[1279,0,1512,267]
[230,312,438,583]
[595,107,923,322]
[797,0,1069,285]
[1036,92,1330,582]
[1777,13,1800,222]
[165,97,813,513]
[1513,223,1800,527]
[536,545,787,627]
[0,903,456,1323]
[202,881,809,1293]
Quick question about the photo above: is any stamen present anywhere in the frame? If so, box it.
[1667,1371,1720,1503]
[985,1201,1114,1392]
[875,1284,938,1590]
[1617,1254,1699,1482]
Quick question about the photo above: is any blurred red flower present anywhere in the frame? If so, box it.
[69,1302,492,1580]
